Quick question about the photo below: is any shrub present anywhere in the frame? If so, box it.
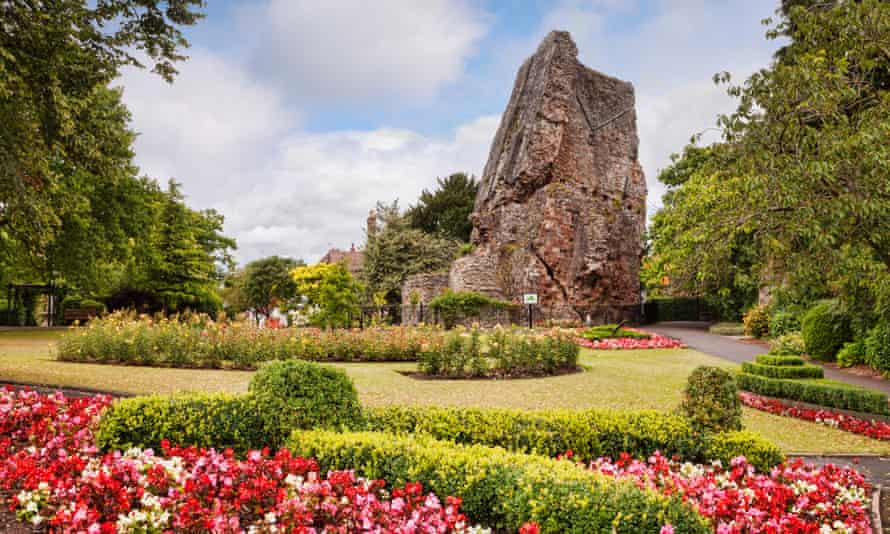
[427,290,516,329]
[708,322,745,336]
[743,305,770,338]
[703,430,786,473]
[286,430,711,534]
[741,362,824,379]
[801,300,851,361]
[364,405,700,462]
[679,366,742,434]
[248,360,363,446]
[837,339,867,368]
[736,373,889,415]
[581,324,650,341]
[768,310,800,337]
[418,328,579,378]
[769,332,806,356]
[865,323,890,376]
[96,393,265,453]
[56,312,439,368]
[755,354,805,366]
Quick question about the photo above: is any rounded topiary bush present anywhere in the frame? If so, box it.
[801,300,851,361]
[679,366,742,434]
[249,359,363,446]
[865,323,890,376]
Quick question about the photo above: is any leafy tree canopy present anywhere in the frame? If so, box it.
[406,173,478,242]
[647,0,890,324]
[1,0,204,287]
[363,202,460,303]
[291,262,362,328]
[239,256,303,318]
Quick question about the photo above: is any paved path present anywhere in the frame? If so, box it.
[646,322,890,396]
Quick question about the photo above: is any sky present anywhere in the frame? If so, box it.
[118,0,782,265]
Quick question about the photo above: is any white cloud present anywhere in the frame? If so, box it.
[121,47,499,264]
[239,0,488,104]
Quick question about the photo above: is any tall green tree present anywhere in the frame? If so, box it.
[1,0,204,281]
[363,202,459,303]
[407,173,478,242]
[145,181,234,313]
[648,0,890,323]
[240,256,303,319]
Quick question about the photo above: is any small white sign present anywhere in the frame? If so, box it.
[523,293,538,305]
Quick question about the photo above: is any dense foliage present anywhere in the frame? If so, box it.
[427,290,516,328]
[678,366,743,434]
[288,429,710,534]
[417,328,578,378]
[57,313,439,368]
[801,300,851,360]
[1,0,236,311]
[362,202,459,303]
[645,0,890,331]
[226,256,302,319]
[742,305,770,338]
[290,262,362,328]
[248,360,363,447]
[407,172,479,242]
[865,322,890,376]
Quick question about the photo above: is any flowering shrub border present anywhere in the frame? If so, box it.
[575,327,685,350]
[740,391,890,440]
[0,386,488,533]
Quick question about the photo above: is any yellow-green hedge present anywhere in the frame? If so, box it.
[703,430,785,472]
[96,393,265,454]
[286,429,711,534]
[365,405,697,462]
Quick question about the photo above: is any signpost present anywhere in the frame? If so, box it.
[523,294,538,328]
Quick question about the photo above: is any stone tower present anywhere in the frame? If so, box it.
[449,30,647,321]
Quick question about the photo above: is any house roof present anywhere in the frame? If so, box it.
[319,245,365,275]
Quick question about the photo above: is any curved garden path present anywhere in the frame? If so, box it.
[646,322,890,396]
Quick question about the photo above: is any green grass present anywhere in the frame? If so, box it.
[1,329,889,454]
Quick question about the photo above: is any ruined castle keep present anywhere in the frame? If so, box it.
[403,30,647,323]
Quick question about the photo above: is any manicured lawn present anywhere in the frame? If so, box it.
[2,328,889,454]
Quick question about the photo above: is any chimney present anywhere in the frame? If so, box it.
[350,243,355,252]
[367,209,377,237]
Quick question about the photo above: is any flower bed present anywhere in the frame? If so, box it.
[417,328,579,378]
[575,327,685,350]
[589,452,872,533]
[57,311,444,369]
[0,387,485,533]
[740,391,890,441]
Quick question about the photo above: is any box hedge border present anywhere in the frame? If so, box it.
[737,372,889,415]
[741,361,824,379]
[286,429,711,534]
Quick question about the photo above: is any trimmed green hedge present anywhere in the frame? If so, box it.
[741,362,824,379]
[737,373,889,415]
[365,405,697,462]
[703,430,784,472]
[96,393,265,454]
[755,354,805,366]
[287,429,711,534]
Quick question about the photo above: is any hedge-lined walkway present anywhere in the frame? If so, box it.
[647,322,890,396]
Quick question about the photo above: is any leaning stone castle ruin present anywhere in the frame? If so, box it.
[403,30,647,323]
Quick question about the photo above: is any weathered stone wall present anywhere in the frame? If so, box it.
[452,30,646,321]
[400,272,449,325]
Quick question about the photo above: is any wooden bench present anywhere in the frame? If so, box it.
[63,308,101,324]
